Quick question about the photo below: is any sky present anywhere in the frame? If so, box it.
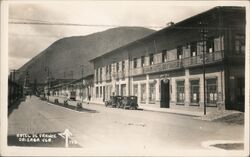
[7,1,241,70]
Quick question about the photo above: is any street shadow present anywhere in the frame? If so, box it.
[8,96,26,117]
[8,132,81,148]
[46,100,98,113]
[135,108,144,111]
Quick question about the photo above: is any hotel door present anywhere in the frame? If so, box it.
[160,80,170,108]
[103,86,105,102]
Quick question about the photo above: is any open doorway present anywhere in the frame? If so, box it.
[160,79,170,108]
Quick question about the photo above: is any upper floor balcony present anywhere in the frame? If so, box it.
[105,73,112,81]
[113,70,128,80]
[130,50,224,76]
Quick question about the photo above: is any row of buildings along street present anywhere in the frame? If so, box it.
[7,5,247,155]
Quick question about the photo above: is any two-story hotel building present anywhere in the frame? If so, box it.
[90,7,246,112]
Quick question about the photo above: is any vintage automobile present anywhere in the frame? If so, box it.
[68,91,76,101]
[105,96,123,108]
[122,96,138,110]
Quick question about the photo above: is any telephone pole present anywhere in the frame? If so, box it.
[45,66,50,101]
[80,65,84,103]
[199,20,208,115]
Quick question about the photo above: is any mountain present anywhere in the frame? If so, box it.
[17,27,155,84]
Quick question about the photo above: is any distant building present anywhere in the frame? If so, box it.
[90,7,245,112]
[49,74,94,102]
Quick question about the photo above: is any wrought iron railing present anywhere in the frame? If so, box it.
[130,50,224,76]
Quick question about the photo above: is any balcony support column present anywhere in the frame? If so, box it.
[185,69,190,107]
[146,74,149,105]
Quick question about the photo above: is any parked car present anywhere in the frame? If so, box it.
[69,91,76,101]
[122,96,138,110]
[105,96,123,108]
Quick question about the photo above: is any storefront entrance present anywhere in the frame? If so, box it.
[160,80,170,108]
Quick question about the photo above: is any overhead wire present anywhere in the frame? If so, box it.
[9,17,165,29]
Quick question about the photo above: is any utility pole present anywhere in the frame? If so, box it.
[199,20,208,115]
[112,58,117,96]
[45,66,50,101]
[80,65,84,103]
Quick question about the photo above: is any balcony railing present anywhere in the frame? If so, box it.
[130,67,144,76]
[182,50,224,67]
[130,50,224,76]
[105,73,112,81]
[113,71,127,79]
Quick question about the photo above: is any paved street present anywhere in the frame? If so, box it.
[8,96,244,155]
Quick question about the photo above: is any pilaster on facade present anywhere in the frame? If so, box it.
[146,74,149,105]
[155,79,160,103]
[184,69,190,107]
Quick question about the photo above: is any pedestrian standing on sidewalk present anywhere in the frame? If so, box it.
[88,95,91,104]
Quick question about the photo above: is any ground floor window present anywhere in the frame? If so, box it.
[190,80,200,105]
[80,92,83,98]
[96,87,99,98]
[115,85,119,95]
[105,85,112,100]
[141,83,146,103]
[176,80,185,104]
[100,86,102,97]
[121,84,126,96]
[149,83,156,103]
[133,84,138,96]
[206,78,217,106]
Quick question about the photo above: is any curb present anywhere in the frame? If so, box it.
[138,107,202,117]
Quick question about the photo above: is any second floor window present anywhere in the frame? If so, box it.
[207,37,214,53]
[133,58,137,68]
[116,62,119,72]
[141,56,145,67]
[122,61,125,71]
[149,54,154,65]
[100,68,102,82]
[162,50,167,63]
[106,66,108,74]
[109,64,112,74]
[177,46,183,59]
[95,69,99,82]
[190,42,197,57]
[235,35,245,54]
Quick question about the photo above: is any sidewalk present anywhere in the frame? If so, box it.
[140,106,243,122]
[44,96,243,121]
[139,106,204,117]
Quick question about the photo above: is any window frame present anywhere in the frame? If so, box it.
[149,54,154,65]
[190,79,200,106]
[116,62,119,72]
[149,82,156,104]
[133,84,138,96]
[177,46,183,60]
[133,58,137,68]
[206,36,215,53]
[141,56,145,67]
[176,80,185,105]
[206,78,218,107]
[162,50,167,63]
[140,83,146,103]
[190,42,197,57]
[234,34,245,54]
[122,61,125,71]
